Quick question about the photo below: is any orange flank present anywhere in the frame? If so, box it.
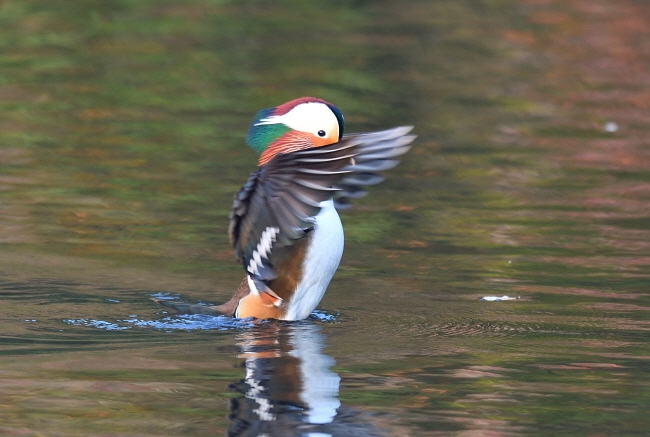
[235,237,310,319]
[236,291,284,319]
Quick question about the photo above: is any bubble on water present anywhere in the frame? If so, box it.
[603,122,618,133]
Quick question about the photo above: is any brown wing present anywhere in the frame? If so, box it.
[228,126,415,284]
[334,126,415,209]
[228,142,356,281]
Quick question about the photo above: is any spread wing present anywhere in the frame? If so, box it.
[334,126,415,209]
[228,142,356,281]
[228,126,415,284]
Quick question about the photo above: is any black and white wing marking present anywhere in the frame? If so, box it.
[334,126,415,209]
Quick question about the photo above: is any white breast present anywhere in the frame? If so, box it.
[283,199,344,321]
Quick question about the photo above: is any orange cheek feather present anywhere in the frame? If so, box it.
[311,131,339,147]
[258,131,338,166]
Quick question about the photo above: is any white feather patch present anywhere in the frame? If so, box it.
[246,275,258,296]
[246,274,283,306]
[254,102,339,139]
[247,226,280,276]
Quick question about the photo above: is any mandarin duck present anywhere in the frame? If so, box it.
[158,97,415,320]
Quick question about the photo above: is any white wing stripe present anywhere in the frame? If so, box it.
[247,227,280,275]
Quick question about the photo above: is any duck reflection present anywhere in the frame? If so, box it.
[227,322,383,437]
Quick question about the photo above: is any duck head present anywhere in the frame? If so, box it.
[246,97,345,166]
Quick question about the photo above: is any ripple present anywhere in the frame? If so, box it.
[382,315,611,340]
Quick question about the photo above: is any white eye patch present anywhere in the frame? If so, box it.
[254,102,339,139]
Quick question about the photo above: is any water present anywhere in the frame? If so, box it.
[1,0,649,435]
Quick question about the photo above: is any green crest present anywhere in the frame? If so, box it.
[246,109,290,153]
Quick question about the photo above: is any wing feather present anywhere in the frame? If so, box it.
[228,125,416,289]
[334,126,415,208]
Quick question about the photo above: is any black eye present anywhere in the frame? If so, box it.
[317,130,326,137]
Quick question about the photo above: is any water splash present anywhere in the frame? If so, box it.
[63,314,254,331]
[62,303,338,332]
[63,318,130,331]
[308,310,339,323]
[124,314,256,330]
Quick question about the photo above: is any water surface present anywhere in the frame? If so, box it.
[1,0,649,436]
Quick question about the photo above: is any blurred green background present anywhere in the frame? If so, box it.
[1,0,650,436]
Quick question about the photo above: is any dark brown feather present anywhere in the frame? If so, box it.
[228,126,415,293]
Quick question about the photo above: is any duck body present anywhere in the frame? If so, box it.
[229,194,345,321]
[156,97,415,321]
